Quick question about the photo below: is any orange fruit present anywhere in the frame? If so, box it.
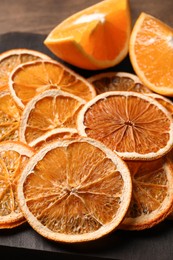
[19,89,86,146]
[9,59,96,109]
[77,91,173,160]
[44,0,131,70]
[129,12,173,96]
[87,71,152,94]
[0,141,34,229]
[0,90,22,142]
[0,48,51,91]
[120,156,173,230]
[17,137,132,242]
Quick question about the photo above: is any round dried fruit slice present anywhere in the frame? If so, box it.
[0,141,34,229]
[0,48,51,91]
[0,90,22,142]
[88,71,152,95]
[9,59,96,109]
[19,89,86,146]
[77,91,173,160]
[120,156,173,230]
[17,137,132,243]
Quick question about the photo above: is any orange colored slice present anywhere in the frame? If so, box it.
[17,137,132,242]
[9,59,96,109]
[19,89,86,146]
[0,48,51,91]
[44,0,131,70]
[77,91,173,160]
[0,141,34,229]
[129,12,173,96]
[0,90,22,142]
[88,71,152,94]
[120,156,173,230]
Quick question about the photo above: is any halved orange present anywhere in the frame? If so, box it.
[77,91,173,160]
[0,141,34,229]
[9,59,96,109]
[44,0,131,70]
[120,156,173,230]
[129,12,173,96]
[0,90,22,142]
[17,137,132,242]
[19,89,86,146]
[87,71,152,94]
[0,48,51,91]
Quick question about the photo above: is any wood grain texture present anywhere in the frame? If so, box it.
[0,0,173,35]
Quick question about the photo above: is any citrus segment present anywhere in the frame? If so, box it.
[129,12,173,96]
[19,89,86,146]
[0,141,34,229]
[44,0,131,70]
[120,156,173,230]
[17,137,132,242]
[9,60,96,109]
[0,48,51,91]
[88,71,152,94]
[0,90,22,142]
[77,91,173,160]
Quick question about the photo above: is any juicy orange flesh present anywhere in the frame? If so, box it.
[0,94,21,141]
[125,159,167,218]
[12,61,94,105]
[0,54,44,90]
[84,95,171,154]
[23,142,124,234]
[132,15,173,88]
[25,95,83,144]
[90,75,152,95]
[0,150,28,217]
[48,0,129,61]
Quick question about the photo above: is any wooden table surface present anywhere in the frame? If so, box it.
[1,0,173,260]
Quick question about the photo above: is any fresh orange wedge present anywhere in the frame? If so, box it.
[120,156,173,230]
[88,71,152,94]
[0,48,51,91]
[9,59,96,109]
[129,12,173,96]
[0,141,34,229]
[44,0,131,70]
[77,91,173,160]
[19,89,86,146]
[17,137,132,242]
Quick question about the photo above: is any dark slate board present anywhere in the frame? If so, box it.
[0,32,173,260]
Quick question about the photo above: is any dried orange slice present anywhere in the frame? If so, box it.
[17,137,132,242]
[44,0,131,70]
[0,90,22,142]
[120,156,173,230]
[88,71,152,95]
[0,48,51,91]
[129,12,173,96]
[77,91,173,160]
[9,59,96,109]
[0,141,34,229]
[19,89,86,146]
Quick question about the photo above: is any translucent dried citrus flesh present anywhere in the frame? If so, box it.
[19,90,86,146]
[0,141,34,228]
[120,156,173,230]
[88,72,152,95]
[44,0,131,70]
[17,138,132,243]
[0,48,51,91]
[129,12,173,96]
[9,60,96,109]
[77,91,173,160]
[0,91,22,142]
